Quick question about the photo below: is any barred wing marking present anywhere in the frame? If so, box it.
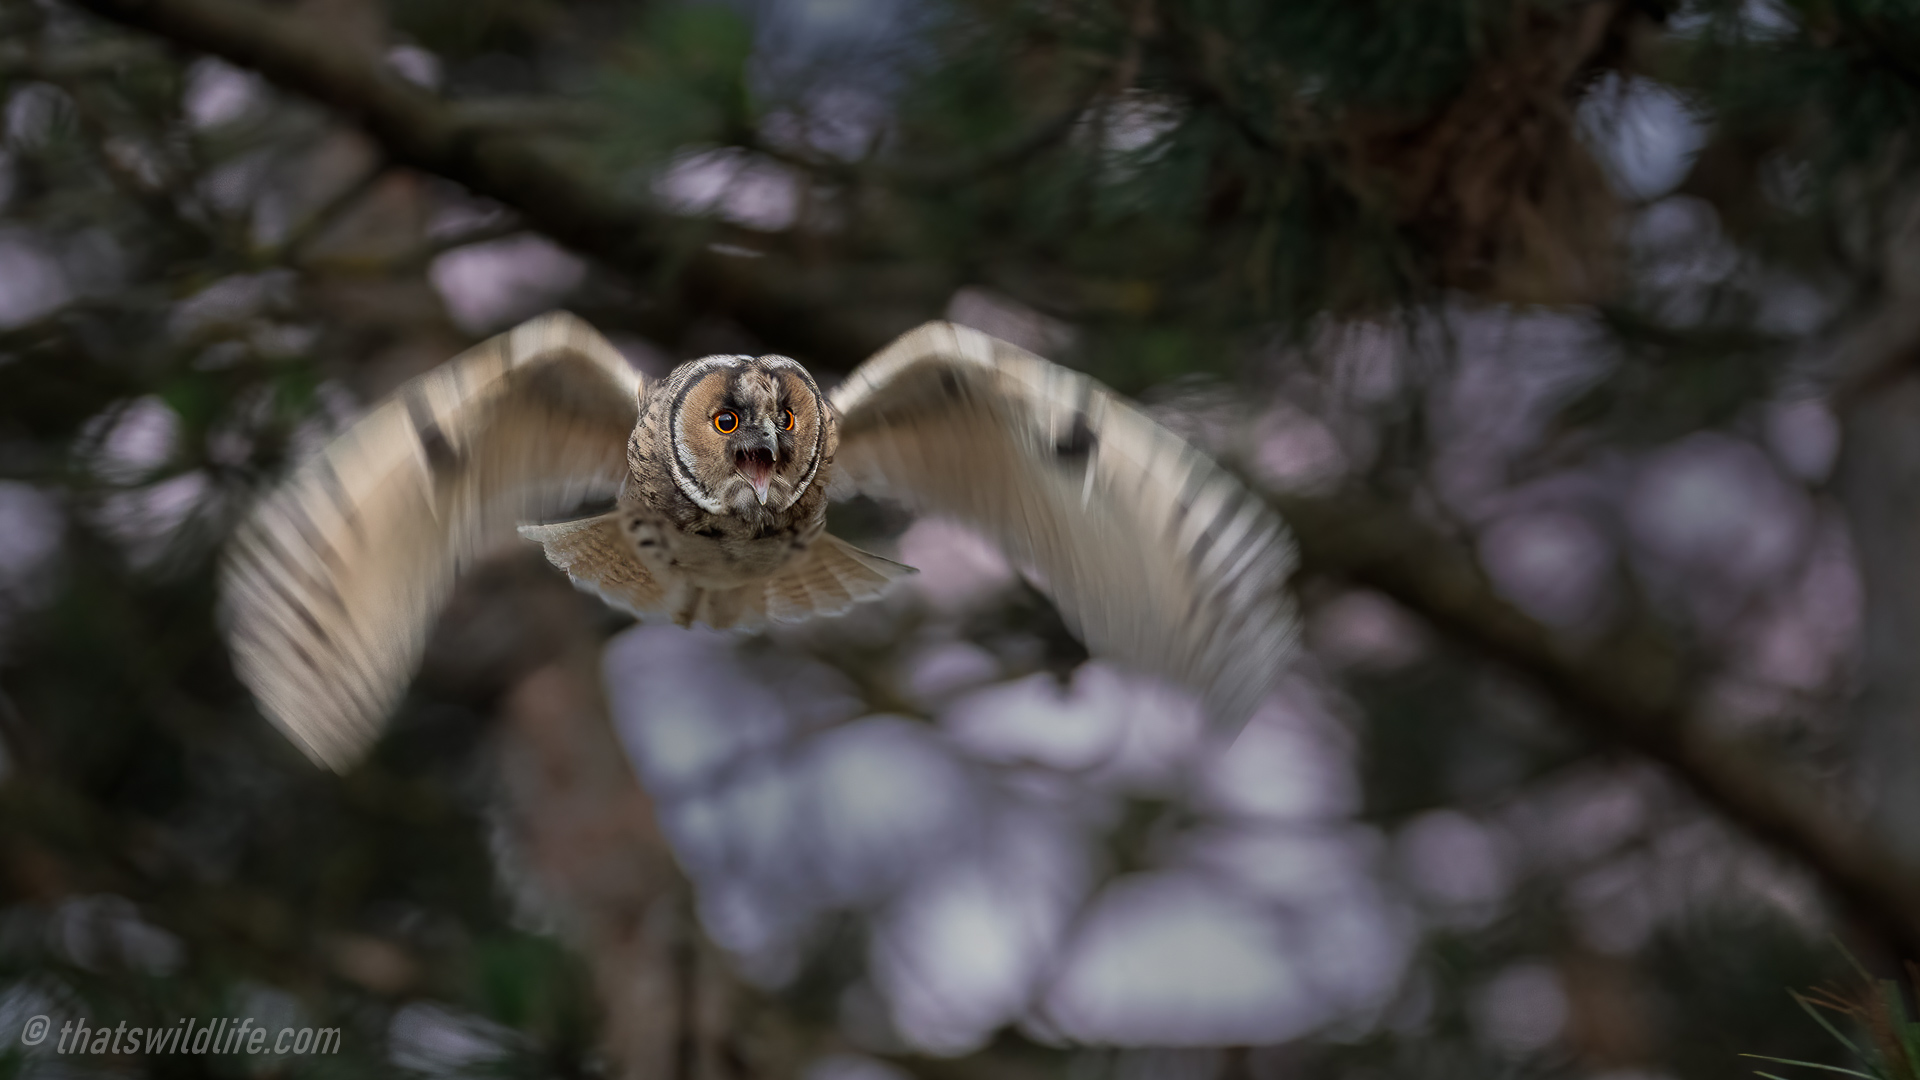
[222,312,641,770]
[831,321,1298,726]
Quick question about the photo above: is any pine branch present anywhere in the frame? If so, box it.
[65,0,915,365]
[1273,489,1920,958]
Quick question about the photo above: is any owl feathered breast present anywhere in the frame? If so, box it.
[223,313,1299,771]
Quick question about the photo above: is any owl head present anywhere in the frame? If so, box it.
[664,354,831,517]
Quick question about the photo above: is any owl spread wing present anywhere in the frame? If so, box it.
[222,312,641,771]
[831,321,1299,726]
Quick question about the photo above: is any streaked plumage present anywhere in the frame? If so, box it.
[223,313,1298,771]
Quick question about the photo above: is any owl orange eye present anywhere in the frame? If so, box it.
[781,409,795,431]
[713,411,738,434]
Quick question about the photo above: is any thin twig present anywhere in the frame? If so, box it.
[0,682,42,774]
[746,79,1102,190]
[275,156,389,261]
[402,215,524,265]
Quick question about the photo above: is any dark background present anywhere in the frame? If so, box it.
[1,0,1917,1076]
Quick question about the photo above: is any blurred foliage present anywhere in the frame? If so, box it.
[596,5,759,171]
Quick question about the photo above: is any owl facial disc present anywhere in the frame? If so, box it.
[668,354,828,517]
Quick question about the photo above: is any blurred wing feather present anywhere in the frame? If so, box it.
[223,311,640,770]
[832,321,1297,726]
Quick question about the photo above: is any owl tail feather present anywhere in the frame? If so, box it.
[759,533,916,624]
[519,515,913,630]
[518,512,667,618]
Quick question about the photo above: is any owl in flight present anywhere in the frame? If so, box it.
[223,314,1298,771]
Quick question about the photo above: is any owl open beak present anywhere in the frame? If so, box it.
[734,447,776,505]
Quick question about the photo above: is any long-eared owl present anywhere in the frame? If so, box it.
[223,313,1299,770]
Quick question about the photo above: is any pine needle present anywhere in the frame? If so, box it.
[1738,1054,1878,1078]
